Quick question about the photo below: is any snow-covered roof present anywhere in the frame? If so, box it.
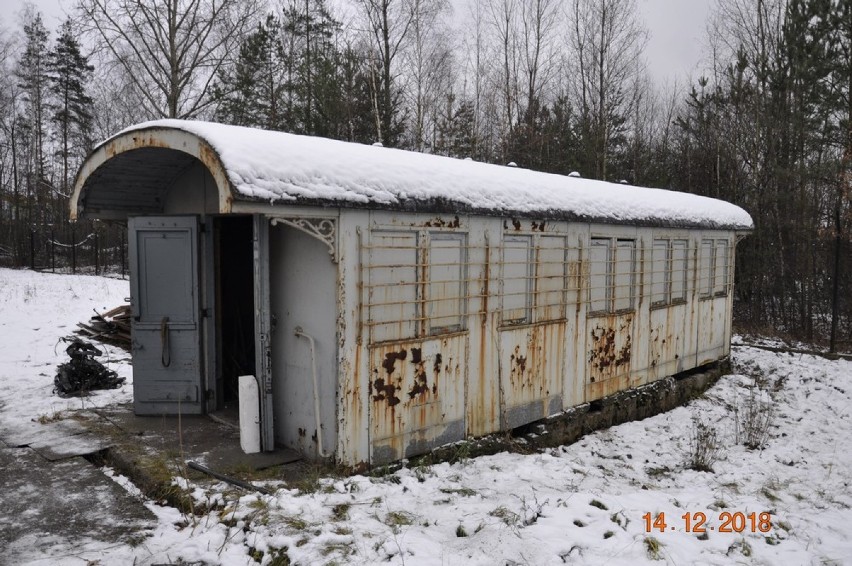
[82,119,753,230]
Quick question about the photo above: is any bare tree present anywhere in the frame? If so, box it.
[76,0,261,119]
[404,0,452,151]
[357,0,416,145]
[565,0,648,179]
[518,0,560,124]
[487,0,520,139]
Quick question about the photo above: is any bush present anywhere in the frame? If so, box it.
[686,416,722,472]
[734,385,774,450]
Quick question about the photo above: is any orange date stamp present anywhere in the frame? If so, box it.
[642,511,772,533]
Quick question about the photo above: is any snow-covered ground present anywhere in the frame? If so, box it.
[1,268,851,565]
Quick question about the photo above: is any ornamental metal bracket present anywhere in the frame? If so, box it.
[269,216,338,263]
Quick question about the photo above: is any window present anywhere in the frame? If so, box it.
[588,237,636,315]
[502,236,533,324]
[699,238,730,299]
[367,231,419,343]
[672,240,688,302]
[428,234,466,334]
[500,234,570,326]
[699,239,713,297]
[714,240,729,296]
[534,236,567,322]
[651,238,688,307]
[365,230,468,343]
[589,239,610,313]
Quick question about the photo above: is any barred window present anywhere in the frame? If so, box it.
[589,237,636,315]
[367,231,419,343]
[500,234,571,326]
[699,238,730,299]
[428,234,466,334]
[364,230,469,344]
[534,236,567,322]
[501,236,533,325]
[651,238,688,307]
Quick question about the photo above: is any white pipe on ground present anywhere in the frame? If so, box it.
[294,326,330,458]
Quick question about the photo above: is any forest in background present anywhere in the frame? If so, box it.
[0,0,849,350]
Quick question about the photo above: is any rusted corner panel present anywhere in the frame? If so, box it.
[336,211,371,467]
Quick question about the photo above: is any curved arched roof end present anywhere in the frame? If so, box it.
[70,125,234,220]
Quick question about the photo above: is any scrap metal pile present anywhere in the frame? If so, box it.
[75,304,131,350]
[54,338,125,397]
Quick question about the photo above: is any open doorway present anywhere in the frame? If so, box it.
[214,215,256,421]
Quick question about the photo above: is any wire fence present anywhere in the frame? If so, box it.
[0,221,128,277]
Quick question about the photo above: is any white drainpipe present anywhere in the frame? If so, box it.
[294,326,330,459]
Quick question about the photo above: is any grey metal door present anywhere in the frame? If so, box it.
[128,216,203,415]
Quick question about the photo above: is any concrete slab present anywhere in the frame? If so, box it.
[0,418,90,448]
[94,404,301,473]
[29,431,113,461]
[0,410,115,461]
[0,446,156,562]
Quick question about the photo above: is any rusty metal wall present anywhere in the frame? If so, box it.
[334,211,739,467]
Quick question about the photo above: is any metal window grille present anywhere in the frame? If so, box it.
[589,237,636,315]
[651,238,689,307]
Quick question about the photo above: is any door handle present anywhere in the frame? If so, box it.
[160,316,171,367]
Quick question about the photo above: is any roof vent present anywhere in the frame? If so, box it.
[507,161,518,167]
[372,142,383,147]
[568,171,581,178]
[619,179,628,184]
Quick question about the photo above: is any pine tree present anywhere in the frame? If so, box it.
[281,0,344,137]
[213,15,289,130]
[337,44,377,143]
[48,19,94,198]
[435,94,477,158]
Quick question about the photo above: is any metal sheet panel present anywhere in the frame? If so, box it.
[586,313,634,401]
[270,221,339,459]
[369,335,466,464]
[499,323,565,429]
[649,303,687,379]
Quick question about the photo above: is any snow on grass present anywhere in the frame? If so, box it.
[0,268,132,434]
[1,268,850,565]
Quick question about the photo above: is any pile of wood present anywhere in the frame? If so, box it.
[75,305,132,350]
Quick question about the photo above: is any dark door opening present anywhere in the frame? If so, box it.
[215,216,256,415]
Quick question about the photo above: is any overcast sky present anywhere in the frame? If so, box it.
[2,0,714,86]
